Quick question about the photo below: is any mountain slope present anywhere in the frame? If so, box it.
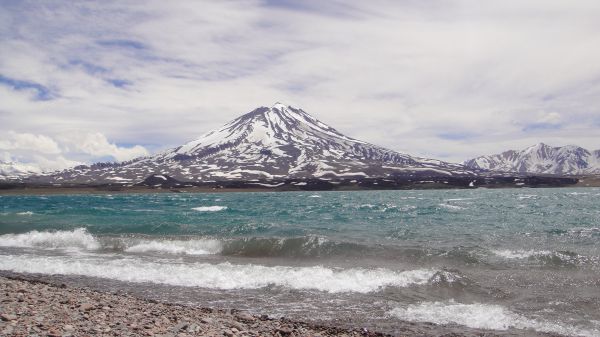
[464,143,600,175]
[25,103,475,184]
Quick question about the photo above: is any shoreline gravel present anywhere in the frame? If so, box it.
[0,275,568,337]
[0,275,392,337]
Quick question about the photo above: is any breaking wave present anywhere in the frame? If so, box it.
[389,300,597,336]
[491,249,595,266]
[0,229,221,256]
[222,236,335,257]
[191,206,228,212]
[2,229,594,267]
[124,239,223,255]
[0,228,100,250]
[0,254,436,293]
[438,203,465,211]
[491,249,552,259]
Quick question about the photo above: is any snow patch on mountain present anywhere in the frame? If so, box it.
[464,143,600,175]
[18,103,475,184]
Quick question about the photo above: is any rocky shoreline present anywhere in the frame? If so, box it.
[0,276,393,337]
[0,275,569,337]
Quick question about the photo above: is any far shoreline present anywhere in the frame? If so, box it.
[0,179,598,196]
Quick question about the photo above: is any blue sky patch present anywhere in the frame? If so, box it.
[69,59,108,74]
[0,74,54,101]
[97,39,147,50]
[106,79,132,88]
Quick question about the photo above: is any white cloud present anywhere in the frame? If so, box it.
[537,112,562,125]
[0,131,148,172]
[0,131,61,154]
[0,152,11,163]
[63,132,149,162]
[30,155,82,173]
[0,0,599,163]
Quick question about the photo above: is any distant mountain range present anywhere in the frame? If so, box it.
[12,103,474,185]
[463,143,600,175]
[1,105,596,187]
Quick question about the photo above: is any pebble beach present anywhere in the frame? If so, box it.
[0,274,570,337]
[1,276,396,337]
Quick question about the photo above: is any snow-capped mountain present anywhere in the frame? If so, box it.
[0,161,40,181]
[20,103,475,185]
[464,143,600,175]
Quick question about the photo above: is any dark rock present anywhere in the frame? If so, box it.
[136,174,182,188]
[277,326,293,335]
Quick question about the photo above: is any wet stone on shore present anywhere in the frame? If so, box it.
[0,276,391,337]
[0,275,569,337]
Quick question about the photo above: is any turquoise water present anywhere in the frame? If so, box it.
[1,188,599,336]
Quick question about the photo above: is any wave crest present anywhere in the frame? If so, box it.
[491,249,595,266]
[221,236,339,258]
[389,300,596,336]
[0,228,100,250]
[124,239,222,255]
[191,206,227,212]
[0,254,436,293]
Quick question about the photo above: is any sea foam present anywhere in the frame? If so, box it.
[491,249,551,259]
[491,249,592,266]
[0,254,436,293]
[191,206,228,212]
[0,228,100,250]
[389,300,596,336]
[124,239,222,255]
[438,203,465,211]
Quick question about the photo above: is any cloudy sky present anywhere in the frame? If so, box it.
[1,0,600,171]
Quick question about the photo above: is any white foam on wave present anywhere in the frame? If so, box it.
[0,254,436,293]
[567,192,588,196]
[438,203,465,211]
[491,249,551,259]
[0,228,100,250]
[191,206,228,212]
[389,300,596,336]
[16,211,34,215]
[568,227,600,238]
[125,239,222,255]
[309,195,321,198]
[444,198,476,202]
